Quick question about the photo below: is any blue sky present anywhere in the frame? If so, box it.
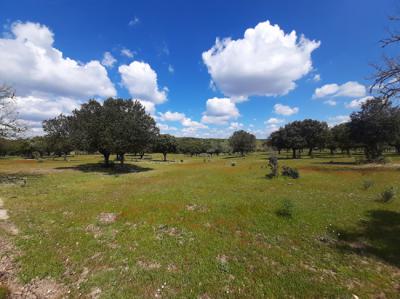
[0,0,398,137]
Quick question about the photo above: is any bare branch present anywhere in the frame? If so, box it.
[0,84,25,138]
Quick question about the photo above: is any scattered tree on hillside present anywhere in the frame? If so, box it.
[267,129,286,154]
[300,119,329,156]
[325,129,338,155]
[43,114,73,159]
[69,98,158,165]
[349,97,400,160]
[0,84,24,138]
[177,137,216,156]
[153,134,177,161]
[393,122,400,153]
[281,122,306,159]
[330,123,353,155]
[228,130,256,156]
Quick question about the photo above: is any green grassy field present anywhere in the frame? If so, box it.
[0,153,399,298]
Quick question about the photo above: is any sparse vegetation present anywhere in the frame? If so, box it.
[0,285,10,299]
[281,166,300,179]
[378,186,396,203]
[0,151,399,298]
[267,156,279,178]
[1,12,400,299]
[362,179,374,190]
[276,198,294,217]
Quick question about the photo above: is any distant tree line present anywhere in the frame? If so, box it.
[0,97,253,162]
[267,98,400,161]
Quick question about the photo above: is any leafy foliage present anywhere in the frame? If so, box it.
[68,98,159,164]
[267,156,279,178]
[349,98,400,161]
[228,130,256,155]
[153,134,177,161]
[43,114,73,159]
[362,179,374,190]
[378,187,396,203]
[276,199,294,218]
[281,166,300,179]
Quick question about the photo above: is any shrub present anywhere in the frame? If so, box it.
[276,199,294,218]
[354,157,364,165]
[372,156,391,164]
[32,151,41,160]
[281,166,299,179]
[362,179,374,190]
[267,156,279,178]
[378,187,396,203]
[231,161,236,167]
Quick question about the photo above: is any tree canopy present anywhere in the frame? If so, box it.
[153,134,177,161]
[349,97,400,160]
[43,114,73,159]
[228,130,256,155]
[45,98,159,164]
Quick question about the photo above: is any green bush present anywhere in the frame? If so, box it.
[276,199,294,218]
[281,166,299,179]
[378,187,396,203]
[267,156,279,178]
[373,156,391,164]
[362,179,374,190]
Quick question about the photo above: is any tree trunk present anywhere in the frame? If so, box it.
[346,149,350,156]
[278,149,281,155]
[396,145,400,154]
[330,148,334,155]
[103,152,110,166]
[308,148,313,156]
[140,152,144,159]
[120,153,125,165]
[163,152,167,161]
[292,148,296,159]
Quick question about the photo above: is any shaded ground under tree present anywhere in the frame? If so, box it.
[55,163,152,175]
[333,210,400,268]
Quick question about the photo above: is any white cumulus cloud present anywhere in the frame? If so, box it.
[324,99,337,106]
[313,74,321,82]
[327,115,350,127]
[158,110,207,130]
[119,61,167,107]
[273,103,299,116]
[121,48,134,58]
[0,21,116,134]
[159,111,186,122]
[201,97,240,125]
[313,81,366,99]
[0,21,116,99]
[101,51,117,68]
[128,17,140,26]
[345,96,373,109]
[264,117,285,136]
[265,117,284,125]
[228,122,243,130]
[202,20,320,100]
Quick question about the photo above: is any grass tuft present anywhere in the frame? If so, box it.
[276,199,294,218]
[378,186,396,203]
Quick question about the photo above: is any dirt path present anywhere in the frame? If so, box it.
[0,197,67,298]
